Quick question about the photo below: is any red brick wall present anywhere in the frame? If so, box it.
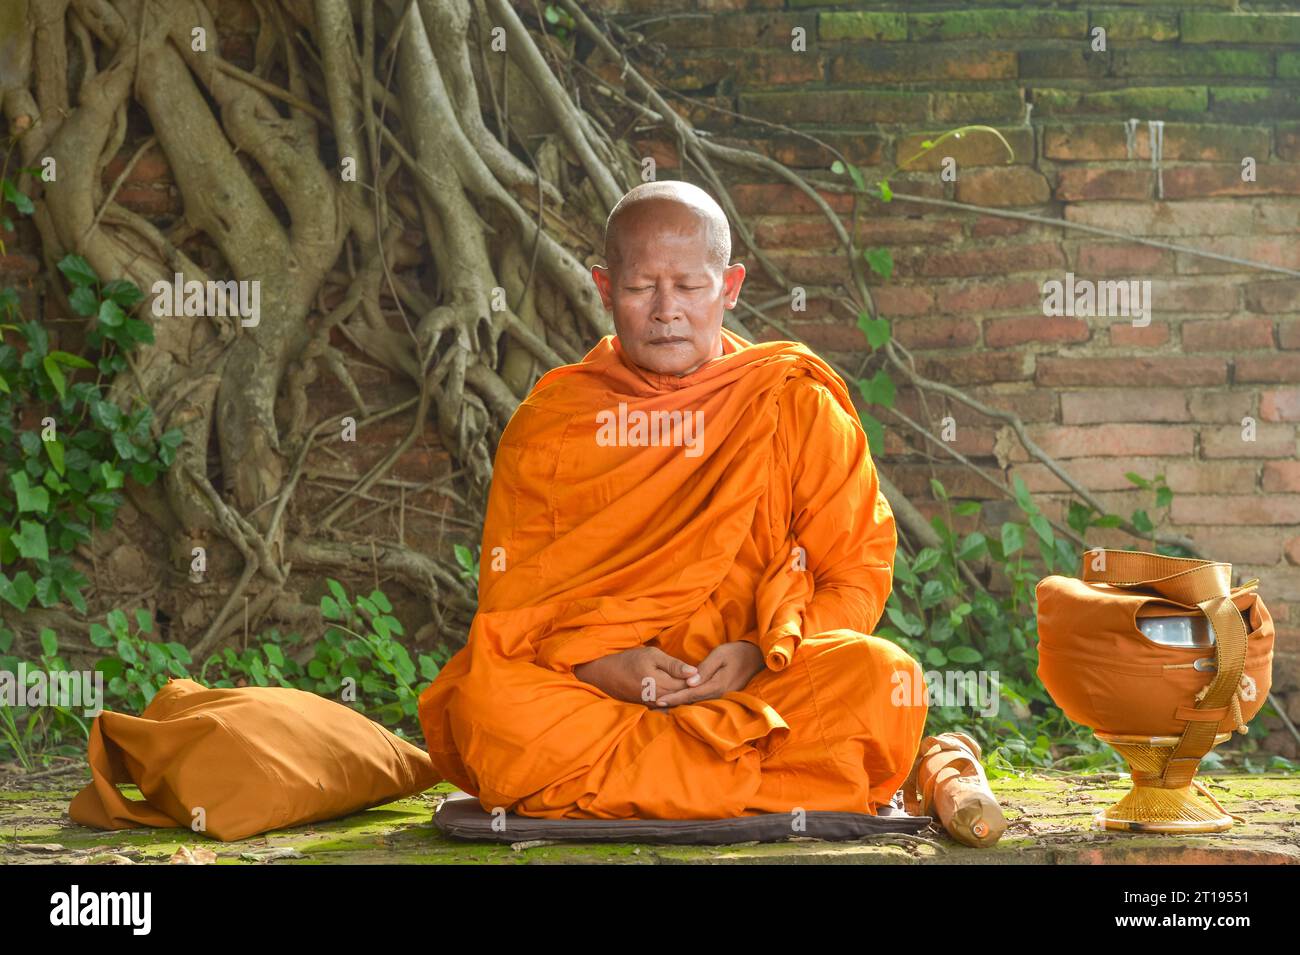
[605,0,1300,745]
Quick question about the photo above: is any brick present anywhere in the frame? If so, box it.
[963,386,1058,423]
[1091,10,1179,42]
[1063,199,1254,236]
[1033,86,1208,117]
[731,51,825,89]
[1162,163,1300,200]
[936,279,1042,314]
[1150,280,1239,313]
[1281,124,1300,162]
[1264,461,1300,492]
[1182,527,1283,567]
[739,89,927,124]
[917,352,1029,385]
[1255,200,1300,235]
[1018,50,1110,81]
[909,10,1087,42]
[1055,167,1152,201]
[954,166,1050,206]
[917,243,1065,279]
[1075,242,1171,276]
[972,216,1033,239]
[1109,322,1171,347]
[0,253,39,278]
[894,128,1032,171]
[818,12,906,41]
[1044,122,1269,162]
[831,48,1015,84]
[1061,388,1188,424]
[1281,53,1300,80]
[1201,423,1295,458]
[1261,387,1300,422]
[641,12,814,49]
[872,284,934,317]
[1188,391,1254,422]
[1182,12,1300,45]
[893,316,979,349]
[1211,87,1300,120]
[731,183,854,215]
[1175,237,1300,275]
[786,321,866,352]
[932,90,1025,123]
[1028,423,1194,459]
[1012,457,1249,495]
[1282,318,1300,350]
[1111,49,1271,79]
[985,315,1092,348]
[1036,356,1227,387]
[1236,355,1300,383]
[1183,316,1275,351]
[1171,495,1300,526]
[1244,279,1300,313]
[854,218,965,246]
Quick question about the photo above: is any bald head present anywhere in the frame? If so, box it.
[603,181,731,275]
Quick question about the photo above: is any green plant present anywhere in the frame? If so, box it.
[453,543,479,587]
[89,608,192,712]
[875,472,1203,773]
[0,625,96,769]
[0,171,182,615]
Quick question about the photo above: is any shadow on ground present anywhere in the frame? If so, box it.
[2,772,1298,864]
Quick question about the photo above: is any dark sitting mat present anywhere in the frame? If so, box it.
[433,790,933,845]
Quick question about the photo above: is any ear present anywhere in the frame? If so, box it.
[722,262,746,308]
[591,264,614,309]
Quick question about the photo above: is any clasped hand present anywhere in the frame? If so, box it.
[572,642,765,709]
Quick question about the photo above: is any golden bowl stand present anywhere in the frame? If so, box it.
[1093,731,1237,833]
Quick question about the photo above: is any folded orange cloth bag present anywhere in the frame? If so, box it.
[69,678,440,841]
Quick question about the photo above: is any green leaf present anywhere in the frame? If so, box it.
[58,254,98,287]
[1155,486,1173,509]
[911,547,941,574]
[135,608,153,633]
[102,279,145,309]
[864,247,894,282]
[856,312,892,349]
[321,595,342,620]
[42,355,66,397]
[857,369,895,409]
[89,623,113,647]
[12,472,51,513]
[858,411,884,458]
[830,159,845,175]
[1132,509,1153,533]
[920,578,947,610]
[929,478,948,501]
[1001,522,1024,556]
[1125,472,1151,489]
[97,299,125,328]
[877,179,893,202]
[14,520,49,561]
[48,349,94,369]
[0,571,37,611]
[43,437,65,476]
[953,500,982,516]
[2,179,34,216]
[924,646,947,667]
[956,532,987,562]
[39,628,58,657]
[69,285,99,316]
[947,646,983,664]
[1028,513,1054,547]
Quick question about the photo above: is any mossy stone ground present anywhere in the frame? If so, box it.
[2,774,1298,865]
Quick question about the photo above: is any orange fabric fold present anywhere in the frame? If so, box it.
[418,329,919,818]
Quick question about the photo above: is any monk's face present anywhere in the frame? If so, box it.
[592,200,746,376]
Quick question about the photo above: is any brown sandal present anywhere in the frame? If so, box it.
[902,731,1007,848]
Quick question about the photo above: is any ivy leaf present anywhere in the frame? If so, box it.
[1001,522,1024,556]
[102,279,145,309]
[863,247,894,282]
[14,520,49,561]
[12,472,50,513]
[57,254,98,288]
[856,312,892,349]
[858,410,885,458]
[0,571,37,611]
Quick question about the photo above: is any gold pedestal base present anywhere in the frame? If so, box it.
[1093,731,1235,834]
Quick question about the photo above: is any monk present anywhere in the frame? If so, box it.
[417,180,929,819]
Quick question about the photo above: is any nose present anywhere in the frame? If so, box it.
[650,284,686,323]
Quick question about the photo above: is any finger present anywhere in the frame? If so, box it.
[650,649,701,685]
[692,652,725,685]
[656,675,725,708]
[639,668,688,704]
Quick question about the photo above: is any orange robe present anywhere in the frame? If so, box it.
[418,328,928,818]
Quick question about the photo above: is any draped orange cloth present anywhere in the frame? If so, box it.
[417,328,928,818]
